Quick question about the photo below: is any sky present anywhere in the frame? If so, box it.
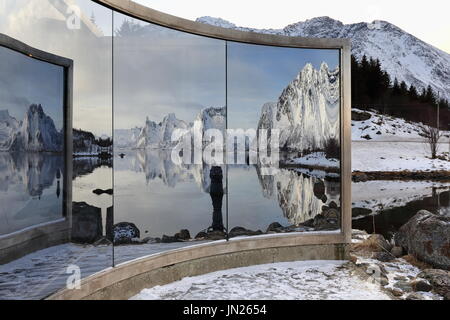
[0,46,64,130]
[134,0,450,54]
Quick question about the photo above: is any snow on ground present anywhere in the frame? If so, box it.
[352,141,449,172]
[131,260,391,300]
[284,110,450,172]
[352,109,449,172]
[352,109,450,142]
[285,152,339,168]
[352,180,450,215]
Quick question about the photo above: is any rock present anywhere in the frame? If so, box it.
[406,293,424,300]
[142,237,161,244]
[412,280,432,292]
[195,231,207,239]
[323,208,340,219]
[174,229,191,240]
[266,222,283,233]
[361,134,372,140]
[353,172,369,182]
[371,251,395,262]
[394,281,413,293]
[351,110,372,121]
[205,230,227,240]
[161,235,182,243]
[229,227,263,238]
[300,218,315,228]
[71,202,103,244]
[376,131,382,135]
[362,263,389,286]
[391,246,404,258]
[395,210,450,270]
[114,222,140,245]
[313,214,339,231]
[418,269,450,298]
[92,188,113,195]
[389,288,404,297]
[352,207,372,218]
[329,201,338,209]
[313,181,326,199]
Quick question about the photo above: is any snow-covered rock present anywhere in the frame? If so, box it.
[257,63,340,153]
[135,113,188,149]
[7,104,62,152]
[114,127,141,149]
[197,16,450,101]
[0,110,20,150]
[132,107,226,150]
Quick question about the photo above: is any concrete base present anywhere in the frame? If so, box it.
[48,234,348,300]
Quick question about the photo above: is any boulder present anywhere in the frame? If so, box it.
[395,210,450,270]
[161,235,182,243]
[406,293,424,300]
[205,230,227,240]
[411,280,432,292]
[353,172,369,182]
[71,202,103,244]
[195,231,208,239]
[371,251,395,262]
[174,229,191,241]
[394,281,413,293]
[418,269,450,298]
[266,222,284,233]
[313,181,326,199]
[114,222,140,245]
[228,227,263,238]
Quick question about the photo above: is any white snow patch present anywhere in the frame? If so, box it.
[131,260,391,300]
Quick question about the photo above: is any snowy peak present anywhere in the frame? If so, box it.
[0,110,20,149]
[258,63,340,152]
[126,106,226,150]
[8,104,63,152]
[196,16,450,101]
[284,16,344,38]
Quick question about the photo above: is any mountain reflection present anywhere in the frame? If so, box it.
[116,149,340,225]
[0,152,64,235]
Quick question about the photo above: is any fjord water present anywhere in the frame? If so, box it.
[0,152,64,236]
[113,149,340,237]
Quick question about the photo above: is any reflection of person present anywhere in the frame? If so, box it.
[209,166,225,232]
[56,180,60,199]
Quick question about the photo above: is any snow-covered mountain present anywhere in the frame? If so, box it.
[1,104,63,152]
[197,16,450,101]
[257,167,340,224]
[257,63,340,152]
[135,113,189,149]
[0,110,20,150]
[122,106,226,150]
[192,107,226,148]
[115,127,141,149]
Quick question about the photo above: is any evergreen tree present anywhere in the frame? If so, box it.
[408,84,418,100]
